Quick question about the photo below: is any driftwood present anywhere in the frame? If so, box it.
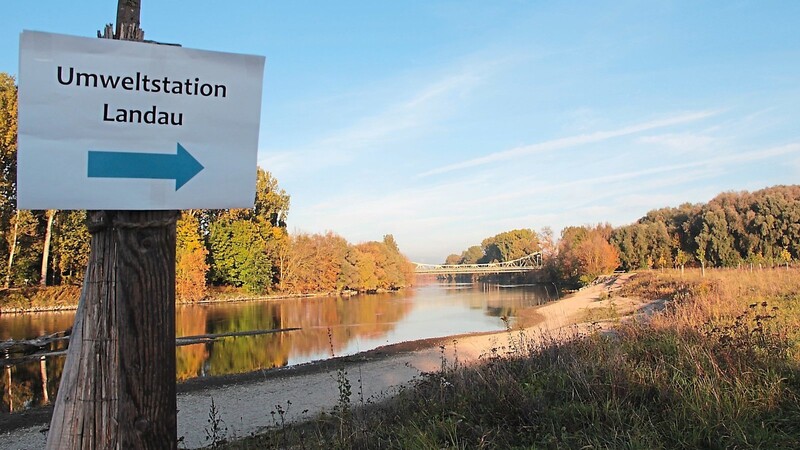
[175,327,301,346]
[2,350,68,367]
[2,327,301,365]
[0,329,70,355]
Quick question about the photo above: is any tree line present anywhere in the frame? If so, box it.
[445,186,798,287]
[443,226,619,287]
[0,73,414,302]
[611,185,798,273]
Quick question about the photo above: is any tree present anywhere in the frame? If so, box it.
[780,247,792,270]
[40,210,57,286]
[5,210,41,287]
[480,229,540,263]
[176,212,208,302]
[0,74,17,235]
[695,224,709,277]
[264,225,290,288]
[0,73,18,275]
[204,167,290,294]
[674,248,689,276]
[459,246,484,264]
[538,227,556,259]
[286,232,348,293]
[254,167,290,227]
[610,222,671,271]
[52,211,90,285]
[558,224,619,286]
[208,217,271,294]
[444,254,461,265]
[573,230,619,285]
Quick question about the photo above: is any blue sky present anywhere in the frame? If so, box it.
[4,1,799,262]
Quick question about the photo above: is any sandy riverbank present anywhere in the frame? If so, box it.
[2,273,654,449]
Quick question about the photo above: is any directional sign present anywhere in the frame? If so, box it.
[17,31,265,209]
[88,143,204,190]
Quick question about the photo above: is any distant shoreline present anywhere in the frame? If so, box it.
[0,286,407,315]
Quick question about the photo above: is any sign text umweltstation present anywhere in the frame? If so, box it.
[57,66,228,126]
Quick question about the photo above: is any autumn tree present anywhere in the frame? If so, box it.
[780,247,791,270]
[574,230,620,284]
[176,211,208,302]
[264,225,290,288]
[1,73,18,285]
[607,186,800,272]
[357,235,415,289]
[254,167,290,227]
[339,246,367,291]
[281,232,348,293]
[0,74,17,243]
[558,224,619,286]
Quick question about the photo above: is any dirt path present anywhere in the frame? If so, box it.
[3,274,647,449]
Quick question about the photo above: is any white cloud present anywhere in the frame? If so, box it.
[636,132,718,154]
[418,110,721,177]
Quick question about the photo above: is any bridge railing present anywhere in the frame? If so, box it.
[413,252,543,274]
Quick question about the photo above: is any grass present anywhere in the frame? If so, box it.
[579,301,620,324]
[0,285,82,312]
[220,268,800,449]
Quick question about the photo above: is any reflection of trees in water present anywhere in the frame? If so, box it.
[440,281,555,330]
[2,365,32,413]
[0,311,75,340]
[0,311,73,411]
[175,308,210,381]
[195,291,414,377]
[1,334,67,412]
[1,293,414,412]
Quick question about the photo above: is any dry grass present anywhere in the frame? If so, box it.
[0,285,81,312]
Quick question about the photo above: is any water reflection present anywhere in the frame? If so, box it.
[1,281,555,412]
[176,291,416,380]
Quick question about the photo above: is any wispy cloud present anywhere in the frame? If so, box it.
[260,66,491,177]
[636,132,718,154]
[418,110,721,177]
[477,142,800,204]
[290,141,799,262]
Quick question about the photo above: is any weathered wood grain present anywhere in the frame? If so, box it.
[46,210,178,449]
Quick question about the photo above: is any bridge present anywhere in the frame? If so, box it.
[413,252,543,275]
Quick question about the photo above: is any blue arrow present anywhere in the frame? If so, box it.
[88,143,204,190]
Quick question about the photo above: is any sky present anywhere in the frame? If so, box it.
[3,1,799,263]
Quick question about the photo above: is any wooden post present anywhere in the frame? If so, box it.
[47,211,178,449]
[115,0,142,40]
[46,2,180,447]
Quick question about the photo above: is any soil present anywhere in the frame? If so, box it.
[1,274,654,449]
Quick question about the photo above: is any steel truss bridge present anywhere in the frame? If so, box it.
[413,252,543,275]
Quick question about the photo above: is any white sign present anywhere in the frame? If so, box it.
[17,31,265,210]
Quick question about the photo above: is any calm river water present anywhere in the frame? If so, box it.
[0,280,558,413]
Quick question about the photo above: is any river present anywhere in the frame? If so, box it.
[0,280,558,413]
